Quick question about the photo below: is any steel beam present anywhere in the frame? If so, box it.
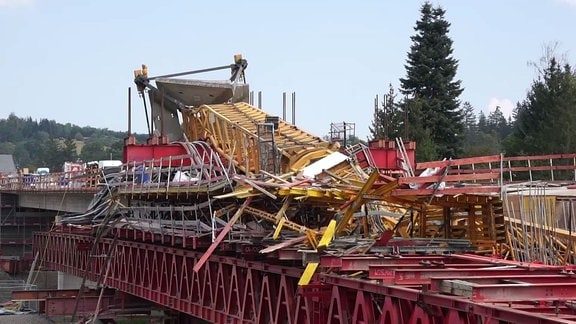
[35,231,576,323]
[369,266,570,284]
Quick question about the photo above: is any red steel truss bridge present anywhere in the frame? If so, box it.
[32,228,576,323]
[8,59,576,322]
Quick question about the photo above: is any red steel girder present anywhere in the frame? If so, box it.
[34,231,576,323]
[12,288,111,300]
[34,231,302,324]
[433,280,576,302]
[450,253,576,271]
[320,255,487,271]
[45,296,111,317]
[369,265,572,284]
[320,275,575,324]
[429,274,576,285]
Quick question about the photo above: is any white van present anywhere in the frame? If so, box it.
[98,160,122,169]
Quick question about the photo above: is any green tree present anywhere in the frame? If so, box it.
[0,142,15,155]
[461,102,478,156]
[108,139,125,160]
[506,56,576,154]
[60,138,79,162]
[487,107,511,139]
[399,1,464,161]
[462,102,477,131]
[369,84,403,140]
[80,140,106,162]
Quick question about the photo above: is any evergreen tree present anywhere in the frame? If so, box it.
[461,102,479,156]
[462,101,477,131]
[399,2,464,161]
[369,96,386,140]
[507,56,576,154]
[369,84,403,140]
[60,138,79,162]
[477,111,488,133]
[486,106,511,139]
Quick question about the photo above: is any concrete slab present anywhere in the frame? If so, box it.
[149,78,249,142]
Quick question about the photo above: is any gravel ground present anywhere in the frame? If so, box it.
[0,314,53,323]
[0,271,53,323]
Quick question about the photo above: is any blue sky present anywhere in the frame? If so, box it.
[1,0,575,141]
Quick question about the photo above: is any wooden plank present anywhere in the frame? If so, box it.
[335,170,380,234]
[392,186,501,196]
[416,155,501,169]
[438,280,474,297]
[259,236,307,254]
[505,165,576,172]
[504,153,576,161]
[398,172,500,184]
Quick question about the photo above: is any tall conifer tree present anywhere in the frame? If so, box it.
[400,2,464,161]
[509,57,576,154]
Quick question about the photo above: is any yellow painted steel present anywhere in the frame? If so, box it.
[335,170,380,234]
[182,102,337,174]
[244,206,319,249]
[275,196,293,222]
[306,230,318,249]
[273,217,286,240]
[298,262,319,286]
[317,219,336,250]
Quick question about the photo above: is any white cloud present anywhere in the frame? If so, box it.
[487,97,515,118]
[0,0,32,7]
[557,0,576,7]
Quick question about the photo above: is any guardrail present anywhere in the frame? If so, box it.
[0,170,101,192]
[117,144,233,197]
[415,153,576,184]
[4,153,576,194]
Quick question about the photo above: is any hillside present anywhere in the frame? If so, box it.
[0,113,147,172]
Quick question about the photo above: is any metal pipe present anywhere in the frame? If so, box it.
[128,87,132,135]
[291,92,296,125]
[283,92,287,121]
[161,89,165,136]
[147,64,233,81]
[142,92,151,136]
[258,91,262,109]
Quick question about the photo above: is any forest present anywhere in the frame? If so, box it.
[369,2,576,162]
[0,114,146,172]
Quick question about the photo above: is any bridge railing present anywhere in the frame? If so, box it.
[4,153,576,194]
[117,146,233,196]
[0,170,101,192]
[414,153,576,185]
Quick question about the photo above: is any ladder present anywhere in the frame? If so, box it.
[395,137,415,178]
[257,123,279,174]
[345,143,377,171]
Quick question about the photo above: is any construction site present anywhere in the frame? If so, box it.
[3,55,576,323]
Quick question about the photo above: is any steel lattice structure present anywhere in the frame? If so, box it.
[34,230,576,323]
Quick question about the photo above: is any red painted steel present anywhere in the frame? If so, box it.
[35,231,303,323]
[123,143,189,165]
[34,231,576,323]
[45,296,111,317]
[366,139,416,171]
